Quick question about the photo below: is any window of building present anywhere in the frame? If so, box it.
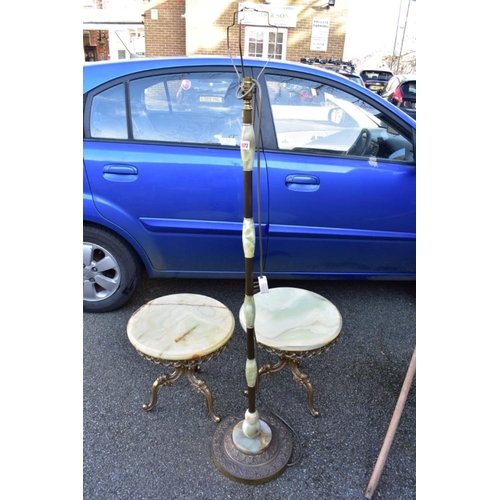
[244,27,287,60]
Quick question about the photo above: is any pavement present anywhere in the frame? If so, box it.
[83,276,416,499]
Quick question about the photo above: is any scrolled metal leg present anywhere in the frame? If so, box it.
[143,369,184,412]
[258,357,287,378]
[186,369,221,424]
[289,360,320,417]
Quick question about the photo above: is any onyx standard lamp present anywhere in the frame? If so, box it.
[211,74,293,484]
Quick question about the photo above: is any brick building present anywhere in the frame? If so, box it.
[83,0,145,61]
[143,0,350,64]
[83,0,351,64]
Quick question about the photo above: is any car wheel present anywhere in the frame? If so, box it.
[83,225,142,313]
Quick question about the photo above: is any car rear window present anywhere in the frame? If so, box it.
[361,71,393,81]
[88,71,243,145]
[129,72,241,143]
[401,81,417,95]
[89,84,128,140]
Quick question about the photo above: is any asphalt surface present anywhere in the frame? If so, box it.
[83,275,416,499]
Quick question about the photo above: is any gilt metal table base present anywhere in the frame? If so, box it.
[137,346,229,424]
[258,338,340,417]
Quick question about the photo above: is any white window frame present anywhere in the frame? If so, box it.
[244,27,287,60]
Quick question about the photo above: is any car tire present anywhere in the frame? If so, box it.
[83,225,142,313]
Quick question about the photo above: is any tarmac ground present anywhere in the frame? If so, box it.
[83,276,416,499]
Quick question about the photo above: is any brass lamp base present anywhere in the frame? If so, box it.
[211,413,293,484]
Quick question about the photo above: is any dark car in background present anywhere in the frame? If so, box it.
[360,69,394,94]
[381,75,416,120]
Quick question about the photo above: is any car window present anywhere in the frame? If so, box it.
[265,74,414,162]
[361,71,393,81]
[90,84,127,139]
[128,72,242,145]
[401,81,416,96]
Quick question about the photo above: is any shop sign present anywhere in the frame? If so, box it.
[238,2,298,28]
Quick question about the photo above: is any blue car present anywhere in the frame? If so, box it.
[83,56,416,313]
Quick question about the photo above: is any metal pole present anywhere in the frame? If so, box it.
[396,0,412,73]
[391,0,403,71]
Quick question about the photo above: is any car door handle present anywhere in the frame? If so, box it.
[285,175,320,192]
[102,164,138,182]
[103,165,138,175]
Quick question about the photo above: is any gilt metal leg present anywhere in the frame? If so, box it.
[258,357,287,377]
[258,355,319,416]
[186,369,221,424]
[289,359,319,417]
[143,368,184,412]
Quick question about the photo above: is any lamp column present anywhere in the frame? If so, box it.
[211,76,293,484]
[232,76,271,453]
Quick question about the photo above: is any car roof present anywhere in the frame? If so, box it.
[83,55,415,124]
[388,74,416,85]
[84,55,362,94]
[398,74,417,81]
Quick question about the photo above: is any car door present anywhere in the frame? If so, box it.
[83,68,268,275]
[257,70,416,277]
